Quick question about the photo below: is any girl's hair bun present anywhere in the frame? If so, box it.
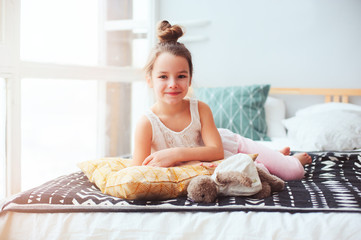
[157,20,184,43]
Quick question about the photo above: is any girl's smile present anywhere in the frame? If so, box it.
[165,91,182,95]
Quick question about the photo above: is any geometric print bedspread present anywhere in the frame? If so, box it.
[1,151,361,214]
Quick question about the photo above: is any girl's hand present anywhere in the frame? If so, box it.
[142,148,179,167]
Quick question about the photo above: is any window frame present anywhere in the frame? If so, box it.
[1,0,159,197]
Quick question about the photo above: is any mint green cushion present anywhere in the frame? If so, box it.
[195,84,270,141]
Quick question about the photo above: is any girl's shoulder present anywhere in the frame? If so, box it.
[195,99,213,121]
[196,99,211,111]
[136,114,152,130]
[134,113,153,146]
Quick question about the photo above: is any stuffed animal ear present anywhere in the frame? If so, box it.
[187,175,218,203]
[248,153,258,161]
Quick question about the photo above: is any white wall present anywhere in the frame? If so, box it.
[158,0,361,89]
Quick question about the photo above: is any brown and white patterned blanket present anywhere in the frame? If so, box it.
[1,151,360,214]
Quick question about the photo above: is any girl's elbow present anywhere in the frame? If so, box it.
[216,148,224,160]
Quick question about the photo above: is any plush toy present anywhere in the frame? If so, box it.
[187,166,285,203]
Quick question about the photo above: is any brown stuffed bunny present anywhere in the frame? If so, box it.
[187,166,285,203]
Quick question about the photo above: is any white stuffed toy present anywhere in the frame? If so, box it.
[211,153,262,196]
[187,153,285,203]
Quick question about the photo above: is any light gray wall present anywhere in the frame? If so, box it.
[158,0,361,89]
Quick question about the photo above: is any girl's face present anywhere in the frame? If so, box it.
[148,52,191,105]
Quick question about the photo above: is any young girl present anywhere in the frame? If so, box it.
[132,20,312,181]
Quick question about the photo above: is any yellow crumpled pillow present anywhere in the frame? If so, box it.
[78,155,257,200]
[78,157,132,192]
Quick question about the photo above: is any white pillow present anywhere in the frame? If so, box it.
[264,96,287,138]
[282,110,361,151]
[296,102,361,117]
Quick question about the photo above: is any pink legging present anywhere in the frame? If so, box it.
[235,135,305,180]
[219,128,305,181]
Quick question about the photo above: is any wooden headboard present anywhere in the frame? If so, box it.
[269,88,361,103]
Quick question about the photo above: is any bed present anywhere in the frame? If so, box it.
[1,86,361,240]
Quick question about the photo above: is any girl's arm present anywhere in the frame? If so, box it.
[177,100,224,162]
[143,101,224,167]
[132,115,152,166]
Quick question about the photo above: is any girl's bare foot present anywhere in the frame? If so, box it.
[279,146,291,156]
[293,153,312,166]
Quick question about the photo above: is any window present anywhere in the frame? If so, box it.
[21,78,99,190]
[0,78,6,199]
[19,0,101,190]
[20,0,99,65]
[16,0,153,192]
[0,0,154,196]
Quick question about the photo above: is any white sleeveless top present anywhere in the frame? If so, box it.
[145,98,204,153]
